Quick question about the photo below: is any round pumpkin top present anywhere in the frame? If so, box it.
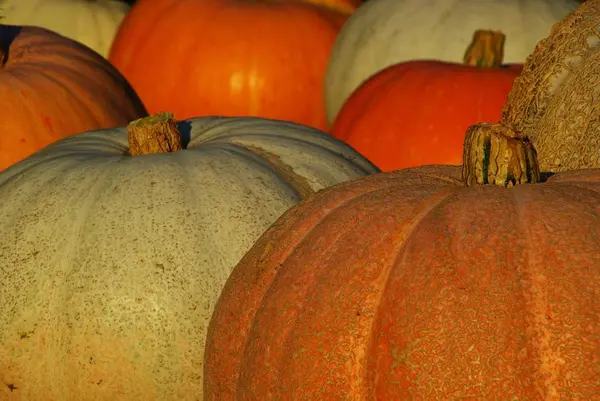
[107,0,350,131]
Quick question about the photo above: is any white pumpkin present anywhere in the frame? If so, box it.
[0,0,129,57]
[324,0,580,125]
[0,115,379,400]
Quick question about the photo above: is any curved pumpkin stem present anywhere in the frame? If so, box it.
[463,123,540,187]
[127,112,183,156]
[463,30,505,68]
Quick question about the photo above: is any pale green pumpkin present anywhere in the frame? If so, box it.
[0,115,378,400]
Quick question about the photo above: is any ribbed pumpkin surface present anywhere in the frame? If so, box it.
[205,164,600,399]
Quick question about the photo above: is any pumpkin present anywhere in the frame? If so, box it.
[0,0,130,57]
[0,113,378,400]
[331,30,522,171]
[324,0,579,125]
[0,24,147,171]
[108,0,351,131]
[204,162,600,399]
[204,3,600,398]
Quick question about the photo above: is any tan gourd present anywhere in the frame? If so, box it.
[464,0,600,184]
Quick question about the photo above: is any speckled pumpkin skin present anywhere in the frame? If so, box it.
[205,165,600,399]
[0,116,378,401]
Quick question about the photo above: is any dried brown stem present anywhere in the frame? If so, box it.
[463,30,505,68]
[463,123,540,187]
[127,112,183,156]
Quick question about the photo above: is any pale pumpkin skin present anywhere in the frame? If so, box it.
[0,0,129,57]
[324,0,579,125]
[0,116,379,401]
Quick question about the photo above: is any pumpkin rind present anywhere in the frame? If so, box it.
[204,164,600,399]
[0,24,147,171]
[0,116,378,400]
[324,0,579,125]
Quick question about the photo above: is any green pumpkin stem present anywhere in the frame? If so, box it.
[127,112,183,156]
[463,30,505,68]
[462,123,540,187]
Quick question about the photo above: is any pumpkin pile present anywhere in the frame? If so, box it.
[1,0,599,400]
[204,1,600,398]
[324,0,580,125]
[330,30,523,171]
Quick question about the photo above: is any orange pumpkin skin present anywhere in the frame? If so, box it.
[0,25,147,171]
[108,0,350,131]
[331,61,522,171]
[204,165,600,399]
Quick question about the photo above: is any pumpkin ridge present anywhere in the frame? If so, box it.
[0,157,125,398]
[366,187,464,389]
[207,174,405,396]
[234,173,461,395]
[25,66,105,127]
[508,183,588,397]
[231,191,367,393]
[235,143,316,199]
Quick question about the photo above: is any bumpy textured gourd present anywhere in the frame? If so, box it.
[463,0,600,186]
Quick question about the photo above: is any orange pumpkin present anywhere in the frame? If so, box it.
[0,24,147,171]
[331,30,521,171]
[204,161,600,398]
[108,0,351,131]
[204,5,600,392]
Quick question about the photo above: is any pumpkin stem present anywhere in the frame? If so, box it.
[462,123,540,187]
[127,112,183,156]
[463,30,505,68]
